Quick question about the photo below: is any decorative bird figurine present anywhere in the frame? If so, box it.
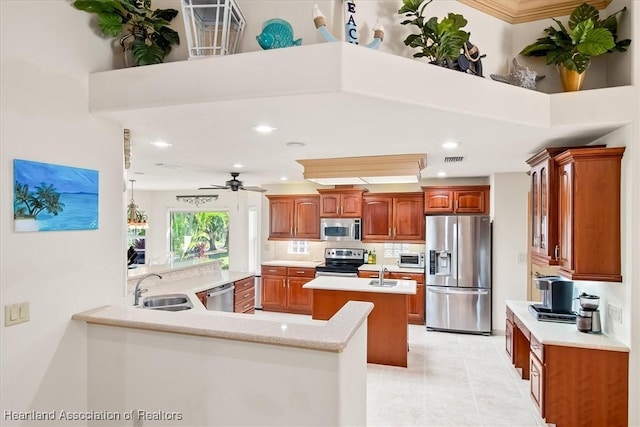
[256,19,302,50]
[490,58,545,90]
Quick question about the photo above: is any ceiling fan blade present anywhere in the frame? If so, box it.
[198,185,228,190]
[241,186,267,193]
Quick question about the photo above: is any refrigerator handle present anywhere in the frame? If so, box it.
[452,222,458,281]
[428,287,490,296]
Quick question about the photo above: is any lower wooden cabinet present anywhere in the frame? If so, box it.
[195,290,207,308]
[505,311,514,363]
[506,305,629,427]
[389,272,424,325]
[261,265,314,314]
[234,276,255,314]
[358,270,425,325]
[529,351,544,417]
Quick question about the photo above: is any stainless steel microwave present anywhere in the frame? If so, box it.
[398,252,425,268]
[320,218,361,241]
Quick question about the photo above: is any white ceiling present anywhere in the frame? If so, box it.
[99,44,627,191]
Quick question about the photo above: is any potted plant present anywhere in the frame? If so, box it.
[72,0,180,66]
[519,2,631,91]
[398,0,470,69]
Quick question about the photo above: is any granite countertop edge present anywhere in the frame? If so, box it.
[506,300,629,353]
[72,301,373,353]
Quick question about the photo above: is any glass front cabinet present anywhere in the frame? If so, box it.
[527,148,566,266]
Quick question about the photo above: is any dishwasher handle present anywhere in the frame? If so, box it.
[207,282,234,297]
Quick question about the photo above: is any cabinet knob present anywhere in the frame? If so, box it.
[554,245,559,260]
[388,227,391,236]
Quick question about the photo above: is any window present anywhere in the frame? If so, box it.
[170,211,230,269]
[287,241,309,255]
[383,243,410,258]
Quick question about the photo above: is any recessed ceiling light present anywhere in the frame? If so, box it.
[442,141,459,150]
[251,124,277,134]
[437,171,447,177]
[280,176,288,181]
[286,141,306,148]
[232,163,243,168]
[150,141,172,148]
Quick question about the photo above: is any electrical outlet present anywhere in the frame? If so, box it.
[607,303,622,324]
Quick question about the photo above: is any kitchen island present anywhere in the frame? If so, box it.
[303,276,416,367]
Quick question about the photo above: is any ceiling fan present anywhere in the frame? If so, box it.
[199,172,267,193]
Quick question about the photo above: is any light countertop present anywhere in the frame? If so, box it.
[73,300,373,353]
[262,260,323,268]
[358,264,425,274]
[144,271,254,296]
[128,258,221,279]
[303,276,417,295]
[506,300,629,352]
[134,271,255,311]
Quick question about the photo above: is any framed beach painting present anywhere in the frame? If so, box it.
[13,159,99,232]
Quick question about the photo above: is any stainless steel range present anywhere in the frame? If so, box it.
[315,248,365,278]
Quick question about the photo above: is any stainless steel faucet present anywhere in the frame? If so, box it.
[134,273,162,305]
[379,267,389,286]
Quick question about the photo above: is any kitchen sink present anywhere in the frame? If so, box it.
[368,280,398,287]
[140,294,193,311]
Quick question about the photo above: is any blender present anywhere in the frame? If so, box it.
[576,293,602,333]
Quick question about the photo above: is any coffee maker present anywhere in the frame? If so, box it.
[528,276,577,323]
[576,293,602,333]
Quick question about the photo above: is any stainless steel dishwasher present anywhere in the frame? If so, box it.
[206,282,235,312]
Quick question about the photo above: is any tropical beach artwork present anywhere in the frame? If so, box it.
[13,159,99,232]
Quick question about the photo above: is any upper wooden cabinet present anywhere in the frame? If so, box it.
[422,186,490,214]
[362,193,424,242]
[526,148,568,266]
[317,188,365,218]
[555,147,625,282]
[267,195,320,240]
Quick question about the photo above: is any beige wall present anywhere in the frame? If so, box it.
[1,1,124,423]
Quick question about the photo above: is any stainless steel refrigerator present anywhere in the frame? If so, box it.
[425,215,492,335]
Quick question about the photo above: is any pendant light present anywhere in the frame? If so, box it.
[127,179,148,229]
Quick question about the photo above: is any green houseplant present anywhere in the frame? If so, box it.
[398,0,469,68]
[519,2,631,90]
[72,0,180,66]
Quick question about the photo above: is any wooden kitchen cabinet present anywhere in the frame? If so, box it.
[358,270,425,324]
[234,276,255,314]
[506,303,629,427]
[362,193,424,242]
[261,266,287,310]
[267,195,320,240]
[526,148,567,265]
[389,272,424,325]
[529,350,544,417]
[195,290,207,308]
[422,186,489,214]
[505,306,514,363]
[555,147,625,282]
[317,188,365,218]
[261,265,314,314]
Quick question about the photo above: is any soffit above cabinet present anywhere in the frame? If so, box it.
[457,0,612,24]
[88,43,634,190]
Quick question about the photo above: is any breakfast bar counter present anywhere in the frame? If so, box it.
[304,276,416,367]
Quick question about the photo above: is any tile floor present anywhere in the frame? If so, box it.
[255,310,547,427]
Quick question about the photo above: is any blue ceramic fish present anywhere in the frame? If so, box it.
[256,18,302,50]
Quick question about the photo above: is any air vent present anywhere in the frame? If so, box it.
[444,156,464,163]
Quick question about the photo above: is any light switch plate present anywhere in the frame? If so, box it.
[5,302,29,326]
